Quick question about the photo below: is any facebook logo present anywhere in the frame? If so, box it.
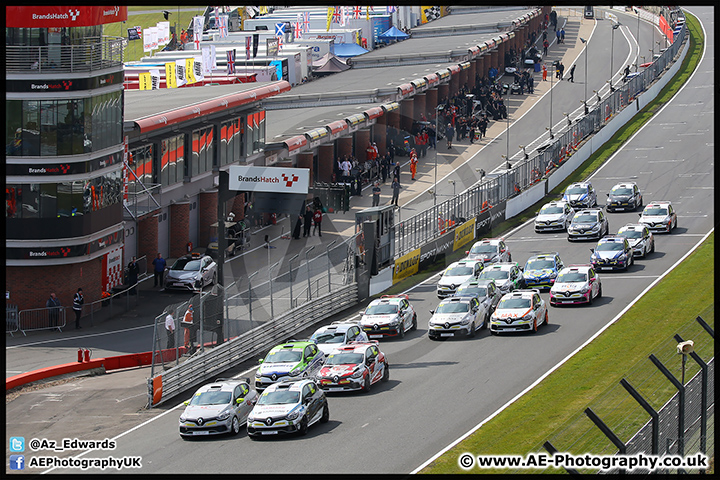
[9,436,25,452]
[10,455,25,470]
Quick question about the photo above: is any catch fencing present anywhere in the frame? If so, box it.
[521,308,714,474]
[394,19,687,258]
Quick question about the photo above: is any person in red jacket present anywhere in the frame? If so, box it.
[312,207,323,237]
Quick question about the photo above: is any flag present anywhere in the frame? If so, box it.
[165,62,177,88]
[193,16,204,49]
[340,6,347,26]
[185,57,197,84]
[387,6,397,14]
[227,49,236,74]
[245,36,251,60]
[423,6,441,22]
[192,56,204,83]
[218,15,228,39]
[277,35,283,52]
[303,12,310,33]
[201,46,216,75]
[353,6,362,19]
[295,14,303,39]
[326,7,333,31]
[275,22,285,37]
[138,72,152,90]
[149,69,160,89]
[175,59,187,87]
[332,7,342,24]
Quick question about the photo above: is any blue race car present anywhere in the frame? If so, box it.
[522,253,564,290]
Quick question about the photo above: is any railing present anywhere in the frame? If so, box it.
[148,282,359,407]
[393,20,687,259]
[6,36,126,74]
[124,182,162,221]
[6,304,19,337]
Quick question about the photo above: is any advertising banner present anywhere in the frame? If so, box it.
[228,166,310,194]
[418,229,457,270]
[475,200,507,237]
[6,6,127,28]
[393,248,420,284]
[452,217,476,252]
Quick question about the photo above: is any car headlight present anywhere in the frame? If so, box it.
[389,316,401,326]
[350,367,364,379]
[500,283,511,291]
[287,368,301,377]
[286,406,303,421]
[581,286,590,293]
[179,414,187,422]
[590,224,600,232]
[522,314,533,321]
[460,316,471,325]
[618,254,627,261]
[216,409,231,421]
[255,370,262,378]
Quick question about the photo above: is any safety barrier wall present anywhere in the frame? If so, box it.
[147,282,358,407]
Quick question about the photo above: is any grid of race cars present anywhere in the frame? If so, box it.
[179,181,678,439]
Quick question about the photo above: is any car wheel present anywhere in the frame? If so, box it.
[588,289,594,305]
[650,241,655,254]
[482,311,489,329]
[362,373,371,393]
[320,401,330,423]
[411,314,417,331]
[230,416,241,436]
[532,317,538,333]
[468,322,476,338]
[398,323,405,339]
[544,311,549,326]
[381,362,389,382]
[597,284,603,299]
[298,417,309,436]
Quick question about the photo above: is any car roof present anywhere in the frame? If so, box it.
[471,279,497,287]
[501,289,540,299]
[645,201,672,207]
[597,236,627,243]
[485,262,518,270]
[271,341,313,351]
[542,200,569,207]
[449,259,482,267]
[265,379,312,392]
[611,181,638,188]
[314,323,353,334]
[560,265,593,273]
[575,208,602,215]
[527,253,559,260]
[438,297,475,305]
[473,237,504,245]
[197,379,247,393]
[619,223,647,231]
[369,296,404,306]
[328,342,377,355]
[567,181,592,188]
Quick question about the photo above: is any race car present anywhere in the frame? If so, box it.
[562,181,597,210]
[254,341,325,391]
[359,294,417,339]
[476,262,525,294]
[606,182,643,212]
[437,259,484,298]
[534,201,574,232]
[490,289,549,335]
[428,296,487,339]
[164,253,217,291]
[455,279,502,313]
[316,341,389,392]
[567,208,609,241]
[617,223,655,258]
[590,236,634,271]
[464,238,512,264]
[309,321,368,356]
[247,379,329,438]
[549,265,602,306]
[179,378,258,438]
[522,253,564,290]
[638,201,677,233]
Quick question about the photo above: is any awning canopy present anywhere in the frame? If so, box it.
[378,25,410,41]
[333,42,370,58]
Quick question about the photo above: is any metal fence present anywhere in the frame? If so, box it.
[524,307,714,474]
[393,20,687,259]
[6,36,126,73]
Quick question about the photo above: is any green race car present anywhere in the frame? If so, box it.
[254,341,324,391]
[476,262,525,295]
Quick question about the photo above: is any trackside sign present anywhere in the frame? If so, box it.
[228,166,310,194]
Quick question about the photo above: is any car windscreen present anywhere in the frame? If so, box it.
[479,269,509,280]
[470,244,497,254]
[556,272,587,283]
[540,206,564,215]
[311,331,346,344]
[171,258,202,271]
[618,230,643,239]
[611,187,633,196]
[435,302,470,314]
[566,186,588,195]
[525,259,555,270]
[257,390,300,405]
[264,349,302,363]
[445,266,474,276]
[364,303,398,315]
[596,242,624,251]
[190,390,232,406]
[324,352,365,365]
[643,207,667,216]
[573,214,598,223]
[457,286,487,297]
[497,298,531,309]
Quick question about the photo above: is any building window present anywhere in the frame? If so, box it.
[247,111,265,155]
[160,134,185,187]
[191,125,214,177]
[220,117,244,166]
[128,144,154,192]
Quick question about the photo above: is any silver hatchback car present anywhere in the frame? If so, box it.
[179,378,258,438]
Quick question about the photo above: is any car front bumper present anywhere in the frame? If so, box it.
[550,291,591,305]
[490,320,533,333]
[428,324,472,338]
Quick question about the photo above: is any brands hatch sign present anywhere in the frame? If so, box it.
[228,166,309,194]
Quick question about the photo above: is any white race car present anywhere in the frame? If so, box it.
[549,265,602,306]
[316,341,389,392]
[437,260,484,298]
[179,378,258,438]
[360,294,417,339]
[310,321,368,356]
[464,238,512,264]
[247,379,329,438]
[534,201,574,232]
[638,201,677,233]
[617,224,655,258]
[428,296,488,339]
[490,289,548,334]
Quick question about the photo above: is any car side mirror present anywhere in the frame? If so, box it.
[183,400,190,406]
[236,398,244,404]
[430,310,435,315]
[638,213,642,217]
[590,249,594,253]
[606,193,610,197]
[258,358,264,364]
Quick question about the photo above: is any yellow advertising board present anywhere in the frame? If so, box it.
[453,217,477,252]
[393,248,421,284]
[164,62,177,88]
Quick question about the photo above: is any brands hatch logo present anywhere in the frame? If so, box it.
[281,173,299,187]
[69,9,80,21]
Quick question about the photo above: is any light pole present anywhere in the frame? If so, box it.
[304,245,315,301]
[433,105,440,206]
[288,253,299,309]
[268,261,279,320]
[247,270,258,335]
[548,64,554,139]
[325,240,336,295]
[580,37,589,114]
[610,22,620,92]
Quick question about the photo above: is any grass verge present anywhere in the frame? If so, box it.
[419,12,711,474]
